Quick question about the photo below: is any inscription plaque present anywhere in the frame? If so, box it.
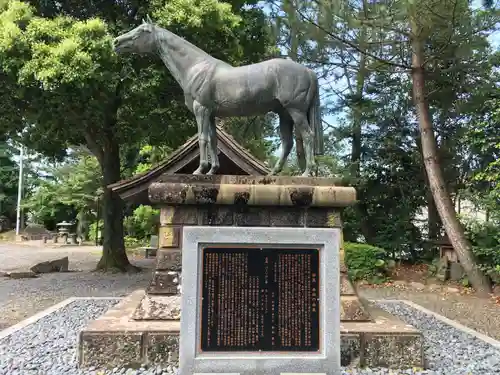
[200,247,320,352]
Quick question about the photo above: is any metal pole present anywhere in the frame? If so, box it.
[15,145,24,236]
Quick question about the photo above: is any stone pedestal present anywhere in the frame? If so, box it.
[78,175,423,369]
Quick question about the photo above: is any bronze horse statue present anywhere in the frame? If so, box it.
[113,16,324,176]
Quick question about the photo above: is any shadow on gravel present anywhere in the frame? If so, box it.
[0,258,154,329]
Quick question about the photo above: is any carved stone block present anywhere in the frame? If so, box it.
[156,249,182,271]
[269,207,306,227]
[307,208,342,228]
[171,206,198,225]
[200,206,233,226]
[159,226,181,248]
[79,332,142,368]
[160,207,175,225]
[145,333,180,366]
[363,334,423,368]
[234,207,270,226]
[148,271,179,295]
[132,295,181,320]
[341,334,361,367]
[160,206,198,226]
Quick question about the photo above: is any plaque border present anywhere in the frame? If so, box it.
[180,226,341,375]
[198,245,321,353]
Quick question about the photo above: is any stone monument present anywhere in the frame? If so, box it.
[78,17,423,373]
[78,129,424,372]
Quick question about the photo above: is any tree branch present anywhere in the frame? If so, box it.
[422,0,459,66]
[84,129,104,164]
[289,4,411,70]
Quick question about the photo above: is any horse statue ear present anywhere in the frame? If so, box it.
[142,18,147,24]
[146,14,153,24]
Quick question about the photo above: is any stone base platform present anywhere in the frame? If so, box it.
[78,290,423,369]
[131,292,370,322]
[78,290,180,369]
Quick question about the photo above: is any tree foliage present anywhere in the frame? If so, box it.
[22,148,101,227]
[1,0,499,288]
[462,98,500,220]
[0,0,274,270]
[265,0,499,291]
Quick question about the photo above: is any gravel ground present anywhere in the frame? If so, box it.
[0,269,152,327]
[0,242,153,329]
[0,243,105,272]
[0,238,153,329]
[360,285,500,341]
[379,302,500,375]
[0,299,499,375]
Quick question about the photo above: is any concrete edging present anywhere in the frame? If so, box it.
[378,299,500,350]
[0,297,122,340]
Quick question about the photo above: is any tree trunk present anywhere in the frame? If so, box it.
[95,134,132,272]
[410,35,491,295]
[349,22,374,243]
[284,3,307,173]
[427,184,441,240]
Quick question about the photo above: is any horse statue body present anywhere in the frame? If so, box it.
[113,16,324,176]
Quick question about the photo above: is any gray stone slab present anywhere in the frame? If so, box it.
[180,226,341,375]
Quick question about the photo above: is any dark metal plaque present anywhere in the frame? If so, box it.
[200,247,320,352]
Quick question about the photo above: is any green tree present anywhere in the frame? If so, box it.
[222,114,278,162]
[278,0,498,293]
[22,148,102,228]
[464,98,500,221]
[0,0,273,271]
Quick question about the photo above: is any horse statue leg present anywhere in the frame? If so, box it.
[269,112,294,176]
[287,109,315,177]
[193,101,211,175]
[296,136,307,174]
[206,119,219,175]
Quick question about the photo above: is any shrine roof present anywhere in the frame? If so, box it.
[109,126,271,202]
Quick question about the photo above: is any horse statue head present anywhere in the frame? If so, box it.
[113,15,156,54]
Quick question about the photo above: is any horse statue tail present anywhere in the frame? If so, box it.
[308,73,324,156]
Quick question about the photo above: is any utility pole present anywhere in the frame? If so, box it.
[15,145,24,236]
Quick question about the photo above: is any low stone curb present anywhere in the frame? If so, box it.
[0,297,122,340]
[378,299,500,350]
[359,281,464,294]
